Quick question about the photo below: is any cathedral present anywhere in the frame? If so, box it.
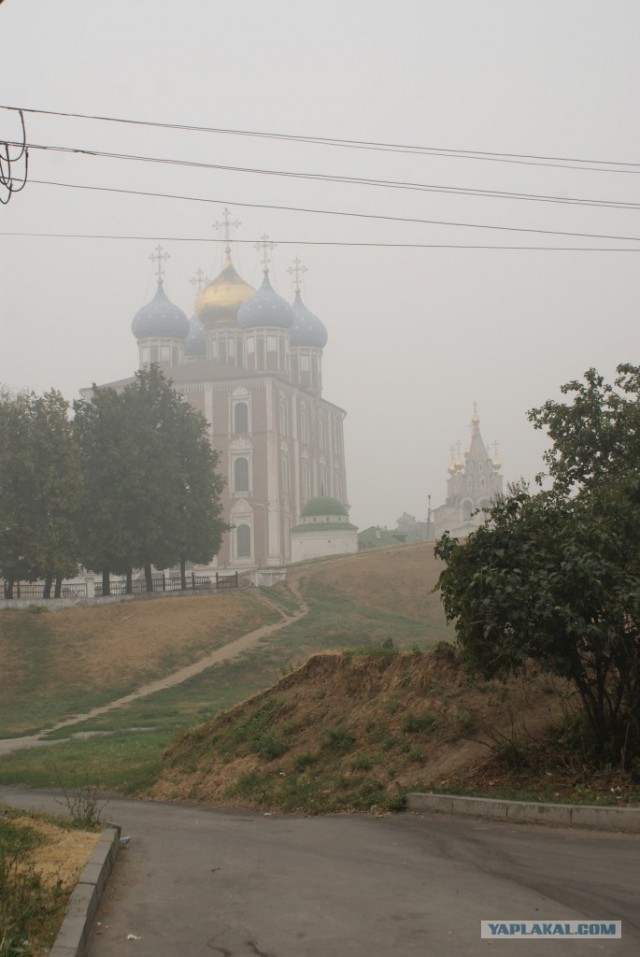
[432,409,503,539]
[120,218,350,571]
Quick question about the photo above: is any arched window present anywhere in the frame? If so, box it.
[234,402,249,434]
[234,457,249,492]
[237,524,251,557]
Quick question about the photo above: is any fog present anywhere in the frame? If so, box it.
[1,0,639,530]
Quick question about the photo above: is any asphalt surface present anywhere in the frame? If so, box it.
[1,789,638,957]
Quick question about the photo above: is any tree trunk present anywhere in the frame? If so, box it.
[102,569,111,597]
[43,574,53,599]
[125,568,133,595]
[144,563,153,593]
[180,558,187,591]
[54,576,63,599]
[4,579,14,599]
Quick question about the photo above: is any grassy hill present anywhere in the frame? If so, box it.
[0,543,449,792]
[0,590,280,736]
[3,542,633,808]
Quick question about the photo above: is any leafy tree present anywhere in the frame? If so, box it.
[528,363,640,493]
[436,365,640,771]
[0,389,80,596]
[168,399,227,589]
[74,385,138,595]
[74,366,227,592]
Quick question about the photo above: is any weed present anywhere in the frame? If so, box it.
[251,731,289,761]
[322,727,356,754]
[350,755,374,772]
[56,781,106,830]
[457,711,476,735]
[403,712,436,734]
[380,734,400,752]
[293,752,316,772]
[495,740,532,771]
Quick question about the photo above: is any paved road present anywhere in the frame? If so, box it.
[1,788,637,957]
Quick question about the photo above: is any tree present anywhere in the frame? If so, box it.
[168,399,227,590]
[528,363,640,493]
[74,366,227,592]
[0,389,80,596]
[436,365,640,771]
[74,385,138,595]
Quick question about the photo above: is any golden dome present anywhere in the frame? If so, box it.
[195,253,255,328]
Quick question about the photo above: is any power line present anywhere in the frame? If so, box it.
[8,175,640,244]
[4,103,640,174]
[2,231,639,251]
[13,141,640,210]
[17,172,640,216]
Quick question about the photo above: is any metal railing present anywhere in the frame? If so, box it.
[2,572,238,600]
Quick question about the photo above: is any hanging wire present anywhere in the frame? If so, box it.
[0,109,29,205]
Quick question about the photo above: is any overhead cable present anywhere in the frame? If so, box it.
[6,174,640,244]
[3,104,640,174]
[2,231,639,251]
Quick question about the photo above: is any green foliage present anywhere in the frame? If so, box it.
[437,364,640,770]
[402,712,437,733]
[293,752,316,772]
[74,366,227,589]
[251,731,289,760]
[321,726,356,753]
[0,390,81,593]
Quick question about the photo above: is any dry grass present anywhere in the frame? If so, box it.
[9,816,100,891]
[290,542,447,624]
[150,649,575,813]
[0,591,279,734]
[0,592,269,690]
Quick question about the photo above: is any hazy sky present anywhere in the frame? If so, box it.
[1,1,639,530]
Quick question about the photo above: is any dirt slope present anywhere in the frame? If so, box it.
[151,648,570,813]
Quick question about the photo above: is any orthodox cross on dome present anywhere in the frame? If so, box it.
[287,256,308,293]
[150,244,169,285]
[254,233,276,274]
[214,207,241,254]
[190,267,209,294]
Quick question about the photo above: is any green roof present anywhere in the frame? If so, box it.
[300,496,348,518]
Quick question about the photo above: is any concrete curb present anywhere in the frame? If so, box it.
[49,824,121,957]
[406,793,640,832]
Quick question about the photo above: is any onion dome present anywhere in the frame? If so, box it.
[301,496,348,518]
[294,496,356,532]
[185,315,206,357]
[131,283,189,340]
[238,273,295,330]
[195,254,255,327]
[290,291,328,348]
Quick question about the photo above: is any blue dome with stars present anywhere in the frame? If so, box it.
[290,291,328,348]
[237,274,295,330]
[131,283,189,340]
